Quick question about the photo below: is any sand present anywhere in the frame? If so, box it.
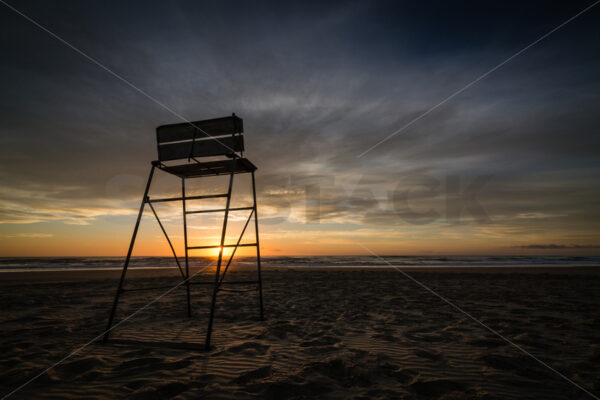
[1,266,599,399]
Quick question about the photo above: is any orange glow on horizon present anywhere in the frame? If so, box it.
[2,221,599,257]
[212,246,234,258]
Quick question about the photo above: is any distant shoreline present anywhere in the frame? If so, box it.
[1,263,600,272]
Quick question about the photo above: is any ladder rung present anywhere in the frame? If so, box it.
[187,243,257,250]
[186,206,254,214]
[146,194,229,203]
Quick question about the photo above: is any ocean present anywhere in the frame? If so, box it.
[0,255,598,272]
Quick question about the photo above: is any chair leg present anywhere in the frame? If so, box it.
[205,161,236,350]
[182,177,192,317]
[252,171,264,320]
[103,165,155,342]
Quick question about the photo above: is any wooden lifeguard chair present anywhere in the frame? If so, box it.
[103,114,264,349]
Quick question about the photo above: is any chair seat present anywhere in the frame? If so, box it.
[157,158,257,178]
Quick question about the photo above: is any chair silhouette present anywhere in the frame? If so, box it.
[103,114,264,349]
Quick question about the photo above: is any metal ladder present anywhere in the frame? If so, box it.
[103,160,264,350]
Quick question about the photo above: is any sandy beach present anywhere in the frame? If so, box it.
[1,266,599,399]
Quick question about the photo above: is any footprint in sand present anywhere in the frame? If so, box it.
[300,335,341,347]
[234,365,273,383]
[224,341,271,356]
[128,382,188,399]
[60,356,108,378]
[414,349,444,362]
[410,379,467,397]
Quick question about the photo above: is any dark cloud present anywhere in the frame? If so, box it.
[517,244,600,249]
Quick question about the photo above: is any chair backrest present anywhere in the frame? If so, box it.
[156,114,244,162]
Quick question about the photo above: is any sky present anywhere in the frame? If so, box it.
[0,0,599,256]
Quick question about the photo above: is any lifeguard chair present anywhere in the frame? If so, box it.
[103,114,263,349]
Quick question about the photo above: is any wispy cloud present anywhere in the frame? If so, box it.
[1,233,54,238]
